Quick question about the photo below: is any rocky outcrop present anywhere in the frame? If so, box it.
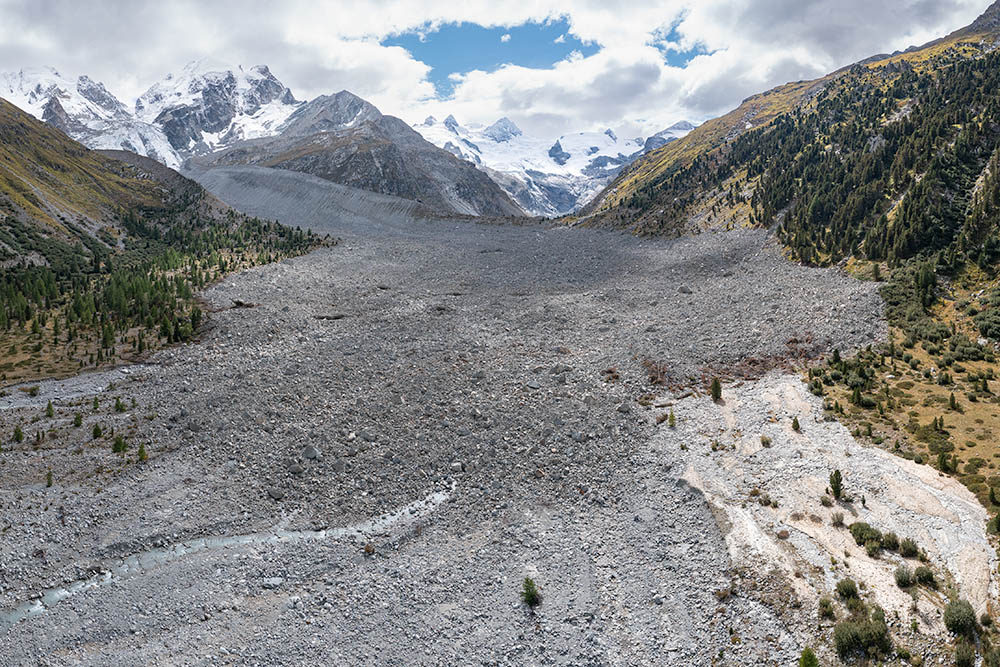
[197,93,523,217]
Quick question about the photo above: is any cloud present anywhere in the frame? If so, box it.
[554,34,566,43]
[0,0,990,137]
[500,33,511,42]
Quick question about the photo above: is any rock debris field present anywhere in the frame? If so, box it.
[0,171,890,664]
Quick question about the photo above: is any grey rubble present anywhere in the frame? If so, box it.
[0,171,884,665]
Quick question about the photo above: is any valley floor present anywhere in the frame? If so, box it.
[0,177,933,664]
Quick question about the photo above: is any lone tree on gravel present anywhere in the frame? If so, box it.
[798,647,819,667]
[521,577,541,608]
[830,470,844,500]
[710,377,722,402]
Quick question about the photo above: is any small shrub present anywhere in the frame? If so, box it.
[45,400,54,418]
[819,596,835,620]
[760,435,772,447]
[820,495,833,507]
[833,608,891,661]
[710,377,722,402]
[955,642,975,667]
[914,566,935,588]
[981,613,992,627]
[881,532,899,551]
[92,423,102,439]
[846,596,865,614]
[849,522,882,546]
[944,599,976,636]
[73,413,82,427]
[894,565,913,588]
[668,411,676,428]
[13,425,23,443]
[832,511,845,527]
[836,578,858,600]
[798,647,819,667]
[900,538,918,558]
[112,435,127,454]
[865,540,881,558]
[45,470,53,488]
[114,397,125,413]
[521,577,541,608]
[792,416,801,431]
[138,442,148,462]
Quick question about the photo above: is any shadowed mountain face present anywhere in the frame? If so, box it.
[0,98,214,268]
[196,91,524,218]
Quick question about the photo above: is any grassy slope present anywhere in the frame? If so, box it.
[0,99,178,243]
[586,8,999,225]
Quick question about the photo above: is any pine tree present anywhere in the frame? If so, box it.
[138,442,148,462]
[73,413,82,427]
[46,470,53,488]
[830,470,843,500]
[521,577,541,608]
[13,425,23,443]
[45,400,54,418]
[792,416,801,432]
[949,392,958,410]
[710,377,722,402]
[799,647,819,667]
[990,486,998,506]
[92,423,102,439]
[668,410,676,428]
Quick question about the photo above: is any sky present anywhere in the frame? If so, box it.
[0,0,992,137]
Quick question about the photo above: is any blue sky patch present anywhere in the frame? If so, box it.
[651,22,712,68]
[383,18,599,97]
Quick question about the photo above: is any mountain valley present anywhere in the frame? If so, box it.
[5,2,1000,665]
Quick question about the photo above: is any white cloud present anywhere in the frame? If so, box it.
[501,33,511,42]
[554,34,566,43]
[0,0,990,137]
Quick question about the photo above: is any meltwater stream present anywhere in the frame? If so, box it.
[1,485,452,634]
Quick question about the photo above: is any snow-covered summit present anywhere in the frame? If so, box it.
[135,62,301,153]
[0,66,180,167]
[482,117,523,143]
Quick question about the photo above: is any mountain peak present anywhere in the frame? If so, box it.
[483,117,522,143]
[278,90,381,138]
[444,114,461,133]
[422,115,437,127]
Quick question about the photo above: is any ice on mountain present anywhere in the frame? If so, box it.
[483,117,523,143]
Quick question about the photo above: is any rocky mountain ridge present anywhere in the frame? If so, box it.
[414,114,694,216]
[193,91,523,217]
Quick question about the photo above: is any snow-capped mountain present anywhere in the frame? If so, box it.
[0,62,302,169]
[0,67,179,167]
[135,61,300,154]
[414,116,695,216]
[0,62,692,217]
[196,91,523,218]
